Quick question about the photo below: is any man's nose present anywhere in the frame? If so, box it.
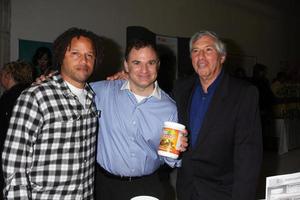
[141,64,149,72]
[79,54,88,64]
[197,50,205,58]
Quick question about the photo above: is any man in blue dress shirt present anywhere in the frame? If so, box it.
[91,39,187,199]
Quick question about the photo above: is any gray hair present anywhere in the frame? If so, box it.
[189,31,226,56]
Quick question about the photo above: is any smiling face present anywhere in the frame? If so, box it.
[191,35,225,86]
[60,36,95,88]
[124,46,160,96]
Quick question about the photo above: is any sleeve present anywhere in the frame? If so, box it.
[232,85,263,200]
[90,81,108,120]
[161,157,182,168]
[2,91,42,200]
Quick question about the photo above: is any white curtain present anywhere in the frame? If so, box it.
[0,0,11,67]
[0,0,10,95]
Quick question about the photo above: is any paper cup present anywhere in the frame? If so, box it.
[158,121,185,159]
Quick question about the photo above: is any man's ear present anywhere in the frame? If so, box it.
[124,60,129,73]
[221,55,226,64]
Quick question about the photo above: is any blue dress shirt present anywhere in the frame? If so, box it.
[189,70,224,147]
[91,80,179,177]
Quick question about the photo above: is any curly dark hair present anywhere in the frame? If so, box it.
[52,27,104,70]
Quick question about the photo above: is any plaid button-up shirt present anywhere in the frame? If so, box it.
[2,74,98,200]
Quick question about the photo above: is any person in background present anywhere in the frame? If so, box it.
[251,63,275,116]
[2,27,103,199]
[250,63,275,142]
[91,39,187,200]
[271,71,288,98]
[173,31,262,200]
[32,46,53,79]
[0,60,33,199]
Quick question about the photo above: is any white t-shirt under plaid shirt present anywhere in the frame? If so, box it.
[2,73,98,200]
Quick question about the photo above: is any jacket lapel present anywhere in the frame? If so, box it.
[179,76,197,128]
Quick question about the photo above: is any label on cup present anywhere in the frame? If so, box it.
[158,121,185,159]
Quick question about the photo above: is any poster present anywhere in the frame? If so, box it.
[19,39,52,63]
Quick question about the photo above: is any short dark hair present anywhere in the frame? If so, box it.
[52,27,104,70]
[125,39,158,61]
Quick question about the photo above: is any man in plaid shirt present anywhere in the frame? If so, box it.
[2,27,103,199]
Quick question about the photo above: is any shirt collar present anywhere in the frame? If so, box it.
[120,80,161,99]
[197,69,224,96]
[52,71,95,100]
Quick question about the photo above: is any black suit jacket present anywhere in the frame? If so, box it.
[173,73,262,200]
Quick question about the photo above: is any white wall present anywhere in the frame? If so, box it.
[11,0,288,80]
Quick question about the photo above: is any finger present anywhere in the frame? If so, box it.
[180,136,188,144]
[180,142,188,148]
[106,72,120,80]
[181,142,188,148]
[48,71,56,77]
[179,147,186,152]
[34,77,43,84]
[106,75,116,80]
[179,144,187,152]
[180,137,189,149]
[180,129,188,136]
[181,136,188,141]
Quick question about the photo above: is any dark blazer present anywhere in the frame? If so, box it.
[173,73,262,200]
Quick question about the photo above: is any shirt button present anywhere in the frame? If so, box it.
[131,153,135,157]
[133,121,136,125]
[131,169,135,172]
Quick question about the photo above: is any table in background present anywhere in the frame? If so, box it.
[271,118,300,155]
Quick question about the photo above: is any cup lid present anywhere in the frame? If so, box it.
[164,121,185,130]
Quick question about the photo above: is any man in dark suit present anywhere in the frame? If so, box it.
[173,31,262,200]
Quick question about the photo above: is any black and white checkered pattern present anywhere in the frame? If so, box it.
[2,73,98,200]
